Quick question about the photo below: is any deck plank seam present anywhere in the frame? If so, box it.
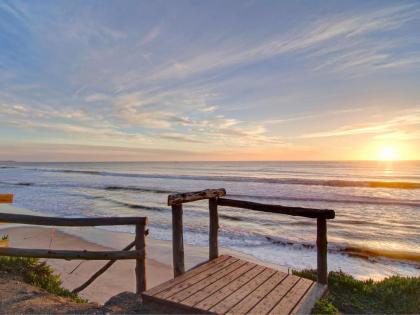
[247,273,292,314]
[153,256,237,297]
[218,268,278,315]
[227,271,288,315]
[145,255,231,296]
[175,260,251,303]
[205,266,268,312]
[189,263,258,311]
[190,264,263,309]
[288,281,316,315]
[162,257,241,299]
[266,277,309,315]
[163,259,245,302]
[221,268,278,315]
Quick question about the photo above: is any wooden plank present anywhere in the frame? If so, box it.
[167,260,250,303]
[168,188,226,205]
[143,255,230,297]
[180,262,257,307]
[0,247,143,260]
[317,218,328,284]
[155,257,239,299]
[290,283,327,315]
[227,271,288,314]
[194,264,266,311]
[209,268,277,314]
[172,203,185,277]
[135,224,147,293]
[218,198,335,219]
[268,278,313,315]
[209,197,219,260]
[250,274,301,314]
[0,194,13,203]
[0,212,147,226]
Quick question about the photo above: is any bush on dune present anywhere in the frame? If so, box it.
[0,256,85,303]
[294,269,420,314]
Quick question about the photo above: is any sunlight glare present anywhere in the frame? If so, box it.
[378,145,400,161]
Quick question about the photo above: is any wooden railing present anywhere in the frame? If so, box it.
[0,212,147,294]
[168,188,335,285]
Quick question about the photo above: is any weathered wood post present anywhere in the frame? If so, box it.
[135,222,147,294]
[172,204,185,277]
[316,217,328,285]
[209,197,219,260]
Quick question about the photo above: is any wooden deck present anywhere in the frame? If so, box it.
[142,255,326,314]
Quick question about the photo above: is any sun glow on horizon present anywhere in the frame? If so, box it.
[377,145,401,161]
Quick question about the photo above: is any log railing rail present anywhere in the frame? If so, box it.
[0,212,147,294]
[168,188,335,285]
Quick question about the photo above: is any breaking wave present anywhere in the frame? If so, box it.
[19,167,420,189]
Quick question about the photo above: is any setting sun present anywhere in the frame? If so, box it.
[378,145,400,161]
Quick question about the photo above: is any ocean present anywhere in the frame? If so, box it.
[0,161,419,279]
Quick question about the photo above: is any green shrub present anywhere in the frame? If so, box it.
[294,269,420,314]
[312,298,338,315]
[0,256,85,303]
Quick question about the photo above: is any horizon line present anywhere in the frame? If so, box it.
[2,159,419,163]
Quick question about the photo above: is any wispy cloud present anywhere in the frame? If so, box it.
[150,3,420,81]
[301,108,420,138]
[140,25,161,46]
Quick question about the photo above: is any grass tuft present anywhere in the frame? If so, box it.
[294,269,420,314]
[0,256,86,303]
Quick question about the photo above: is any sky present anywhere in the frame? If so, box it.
[0,0,419,161]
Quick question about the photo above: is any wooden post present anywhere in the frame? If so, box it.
[209,198,219,260]
[316,218,328,285]
[135,224,146,294]
[172,204,185,277]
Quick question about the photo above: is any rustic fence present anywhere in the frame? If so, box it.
[0,211,147,294]
[168,188,335,285]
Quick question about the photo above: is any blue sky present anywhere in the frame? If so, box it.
[0,0,419,161]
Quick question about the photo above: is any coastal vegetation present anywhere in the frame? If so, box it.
[295,270,420,314]
[0,256,85,303]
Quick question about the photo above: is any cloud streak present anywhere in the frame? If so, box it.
[301,108,420,139]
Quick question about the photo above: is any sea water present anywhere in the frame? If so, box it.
[0,161,419,279]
